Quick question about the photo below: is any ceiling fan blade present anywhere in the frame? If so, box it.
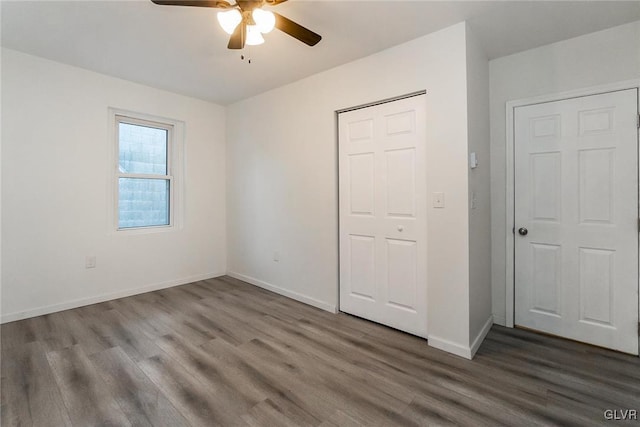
[273,12,321,47]
[228,24,246,49]
[150,0,232,8]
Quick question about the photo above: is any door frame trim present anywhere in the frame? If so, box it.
[504,79,640,328]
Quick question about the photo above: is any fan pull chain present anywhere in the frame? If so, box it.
[240,45,254,64]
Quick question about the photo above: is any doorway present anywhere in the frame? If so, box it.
[338,93,428,338]
[511,88,639,354]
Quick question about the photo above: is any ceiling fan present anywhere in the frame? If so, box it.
[150,0,322,50]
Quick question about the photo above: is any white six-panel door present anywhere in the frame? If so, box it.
[338,95,427,338]
[514,89,639,354]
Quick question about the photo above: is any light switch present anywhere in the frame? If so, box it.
[433,192,445,208]
[469,152,478,169]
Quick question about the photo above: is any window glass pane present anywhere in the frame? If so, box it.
[118,178,169,229]
[118,122,168,175]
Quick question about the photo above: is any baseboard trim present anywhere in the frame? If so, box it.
[492,314,506,327]
[428,314,494,360]
[227,271,337,314]
[1,272,225,324]
[428,335,473,360]
[470,315,494,358]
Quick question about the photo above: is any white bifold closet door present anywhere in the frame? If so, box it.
[338,94,427,338]
[514,89,639,355]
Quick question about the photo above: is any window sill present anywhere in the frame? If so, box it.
[115,224,178,236]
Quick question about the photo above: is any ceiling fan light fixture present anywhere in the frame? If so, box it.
[252,8,275,33]
[151,0,321,50]
[217,9,242,35]
[246,25,265,45]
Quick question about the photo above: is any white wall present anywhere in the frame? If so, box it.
[465,24,492,353]
[227,22,482,356]
[490,21,640,325]
[1,48,227,322]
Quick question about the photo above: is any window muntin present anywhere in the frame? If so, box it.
[116,116,173,230]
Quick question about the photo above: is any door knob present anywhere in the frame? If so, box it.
[518,227,528,236]
[397,225,404,232]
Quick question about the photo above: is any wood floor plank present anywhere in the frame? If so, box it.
[401,393,486,427]
[1,341,72,427]
[483,330,640,393]
[242,398,318,427]
[137,352,251,427]
[244,335,415,406]
[107,296,175,340]
[200,293,300,332]
[24,312,76,352]
[59,308,114,356]
[181,302,259,346]
[154,333,267,407]
[1,318,37,350]
[134,291,219,346]
[544,389,615,427]
[320,410,365,427]
[46,344,131,426]
[90,346,191,427]
[478,337,640,409]
[93,309,164,362]
[200,337,336,424]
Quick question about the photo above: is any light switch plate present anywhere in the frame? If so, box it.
[469,152,478,169]
[85,255,96,269]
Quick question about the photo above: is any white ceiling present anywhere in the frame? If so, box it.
[3,1,640,105]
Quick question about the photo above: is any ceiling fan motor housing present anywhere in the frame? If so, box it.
[236,1,265,12]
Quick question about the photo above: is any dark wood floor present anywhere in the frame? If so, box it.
[1,276,639,426]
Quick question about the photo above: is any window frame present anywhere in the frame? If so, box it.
[110,109,184,234]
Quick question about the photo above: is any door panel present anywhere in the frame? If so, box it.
[339,95,427,337]
[530,243,561,316]
[385,148,416,217]
[348,153,375,215]
[386,238,418,311]
[530,152,561,221]
[579,247,614,326]
[515,88,639,354]
[579,148,614,224]
[348,235,376,300]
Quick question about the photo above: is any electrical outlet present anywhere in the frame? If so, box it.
[433,192,445,208]
[85,255,97,269]
[273,251,280,262]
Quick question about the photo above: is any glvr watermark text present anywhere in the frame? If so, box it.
[604,409,637,421]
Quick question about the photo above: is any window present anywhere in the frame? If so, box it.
[115,115,174,230]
